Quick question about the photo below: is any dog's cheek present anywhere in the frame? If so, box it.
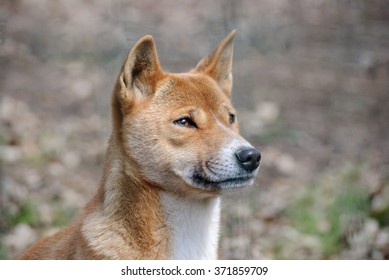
[122,118,159,164]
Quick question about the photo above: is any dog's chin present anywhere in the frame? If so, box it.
[187,172,255,191]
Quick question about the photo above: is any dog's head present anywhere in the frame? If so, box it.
[112,31,260,196]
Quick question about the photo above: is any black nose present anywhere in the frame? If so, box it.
[235,148,261,172]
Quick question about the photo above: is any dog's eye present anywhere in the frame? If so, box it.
[229,113,236,124]
[173,117,197,128]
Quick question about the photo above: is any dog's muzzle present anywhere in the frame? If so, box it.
[186,146,261,191]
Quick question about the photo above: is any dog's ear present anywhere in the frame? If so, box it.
[193,30,236,98]
[118,35,163,106]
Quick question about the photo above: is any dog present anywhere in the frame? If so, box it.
[18,31,261,259]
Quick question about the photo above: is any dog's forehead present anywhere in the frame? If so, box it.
[154,73,230,110]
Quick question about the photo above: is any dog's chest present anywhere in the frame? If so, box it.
[160,194,220,259]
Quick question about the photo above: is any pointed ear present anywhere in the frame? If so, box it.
[118,35,163,105]
[193,30,236,97]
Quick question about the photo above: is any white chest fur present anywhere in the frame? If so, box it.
[160,193,221,259]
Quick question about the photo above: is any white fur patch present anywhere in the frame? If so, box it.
[82,212,127,259]
[160,192,220,259]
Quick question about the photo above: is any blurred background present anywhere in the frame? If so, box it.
[0,0,388,259]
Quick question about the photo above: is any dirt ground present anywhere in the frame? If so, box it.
[1,0,388,259]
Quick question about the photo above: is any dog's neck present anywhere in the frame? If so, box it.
[96,155,220,259]
[160,192,220,260]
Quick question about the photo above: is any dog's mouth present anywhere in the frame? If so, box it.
[190,171,255,190]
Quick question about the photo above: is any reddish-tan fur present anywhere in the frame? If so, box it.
[18,31,260,260]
